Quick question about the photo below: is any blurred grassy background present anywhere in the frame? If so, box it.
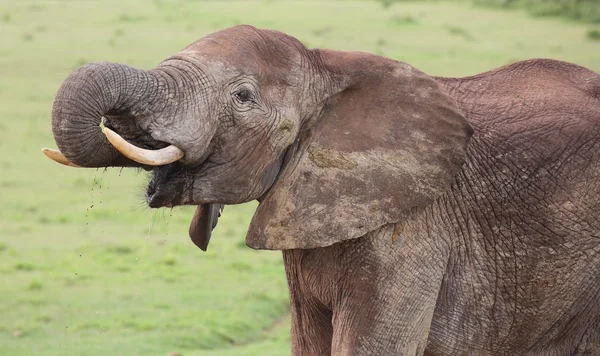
[471,0,600,24]
[0,0,598,355]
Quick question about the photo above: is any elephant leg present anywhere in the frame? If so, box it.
[328,224,448,356]
[329,279,441,356]
[289,298,333,355]
[284,251,334,355]
[283,223,448,356]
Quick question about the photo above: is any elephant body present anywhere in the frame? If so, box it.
[44,26,600,356]
[285,59,600,355]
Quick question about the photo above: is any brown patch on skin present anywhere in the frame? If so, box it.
[392,223,403,244]
[269,117,298,149]
[370,200,380,212]
[278,118,294,132]
[308,147,357,170]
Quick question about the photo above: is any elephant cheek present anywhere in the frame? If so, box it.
[269,118,298,149]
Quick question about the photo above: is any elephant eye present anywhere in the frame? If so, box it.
[234,88,253,102]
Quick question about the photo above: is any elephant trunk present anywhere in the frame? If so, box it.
[51,62,161,167]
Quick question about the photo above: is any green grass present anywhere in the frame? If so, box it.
[0,0,598,355]
[470,0,600,24]
[588,28,600,40]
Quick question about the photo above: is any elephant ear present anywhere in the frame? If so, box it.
[247,50,473,250]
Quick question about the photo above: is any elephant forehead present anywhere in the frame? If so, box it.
[179,26,305,79]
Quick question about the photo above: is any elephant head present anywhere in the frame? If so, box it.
[45,25,473,250]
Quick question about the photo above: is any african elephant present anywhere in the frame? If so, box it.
[43,25,600,355]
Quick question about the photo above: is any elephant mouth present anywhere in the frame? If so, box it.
[145,160,224,252]
[146,163,188,208]
[146,161,218,208]
[100,124,226,251]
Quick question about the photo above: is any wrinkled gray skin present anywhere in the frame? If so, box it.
[50,26,600,355]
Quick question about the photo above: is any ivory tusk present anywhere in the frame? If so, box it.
[102,127,184,166]
[42,148,81,168]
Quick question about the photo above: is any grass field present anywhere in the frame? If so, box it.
[0,0,598,355]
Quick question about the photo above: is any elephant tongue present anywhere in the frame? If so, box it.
[189,203,224,251]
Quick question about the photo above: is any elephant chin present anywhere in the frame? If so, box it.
[189,204,224,251]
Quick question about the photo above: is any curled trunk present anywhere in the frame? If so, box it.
[51,62,161,167]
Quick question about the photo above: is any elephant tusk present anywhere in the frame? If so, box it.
[102,127,184,166]
[42,148,81,168]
